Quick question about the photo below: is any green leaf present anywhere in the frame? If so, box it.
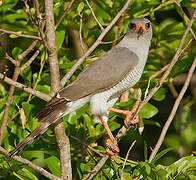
[0,83,7,97]
[169,53,195,77]
[9,34,19,38]
[167,156,196,177]
[12,47,22,59]
[45,156,60,177]
[139,103,158,119]
[22,102,34,119]
[77,2,84,14]
[139,162,152,175]
[83,113,94,137]
[152,88,167,101]
[143,120,161,127]
[16,168,38,180]
[56,30,65,50]
[36,84,50,94]
[151,148,173,165]
[20,66,32,86]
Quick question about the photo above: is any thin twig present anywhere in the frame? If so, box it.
[172,0,196,40]
[0,28,42,40]
[112,7,128,47]
[82,155,109,180]
[55,0,75,29]
[0,147,61,180]
[149,57,196,162]
[34,0,49,50]
[79,13,86,53]
[19,40,38,61]
[85,0,104,31]
[100,35,124,44]
[20,44,44,71]
[69,135,104,157]
[4,52,17,65]
[121,140,136,180]
[0,73,51,101]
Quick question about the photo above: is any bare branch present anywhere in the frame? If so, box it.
[18,40,38,61]
[4,52,17,65]
[82,155,109,180]
[121,140,136,180]
[100,35,124,44]
[0,146,61,180]
[70,135,104,157]
[172,0,196,40]
[0,73,51,101]
[112,7,128,47]
[79,13,86,53]
[20,44,44,71]
[85,0,104,31]
[55,0,75,29]
[45,0,72,179]
[0,62,21,144]
[149,57,196,162]
[0,28,42,40]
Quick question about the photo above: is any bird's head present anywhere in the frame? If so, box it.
[127,18,153,40]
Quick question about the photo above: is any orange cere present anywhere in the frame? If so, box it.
[135,23,147,33]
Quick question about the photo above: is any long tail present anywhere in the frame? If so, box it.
[9,98,68,157]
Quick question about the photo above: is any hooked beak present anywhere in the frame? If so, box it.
[135,24,147,38]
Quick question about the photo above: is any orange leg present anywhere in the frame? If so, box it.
[108,100,140,126]
[98,115,119,156]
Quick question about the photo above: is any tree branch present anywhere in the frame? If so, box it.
[85,0,104,31]
[55,0,75,29]
[0,73,51,101]
[45,0,72,179]
[82,155,109,180]
[0,147,61,180]
[0,28,42,40]
[149,56,196,162]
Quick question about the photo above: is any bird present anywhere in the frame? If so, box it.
[9,18,153,157]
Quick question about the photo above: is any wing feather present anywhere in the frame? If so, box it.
[59,47,139,101]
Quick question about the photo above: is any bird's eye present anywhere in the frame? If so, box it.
[129,23,136,29]
[146,22,151,29]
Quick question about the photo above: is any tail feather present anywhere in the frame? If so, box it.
[9,99,68,157]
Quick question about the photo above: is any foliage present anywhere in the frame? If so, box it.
[0,0,196,179]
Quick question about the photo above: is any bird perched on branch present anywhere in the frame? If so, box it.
[9,18,152,157]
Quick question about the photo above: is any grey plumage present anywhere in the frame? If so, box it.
[9,18,152,157]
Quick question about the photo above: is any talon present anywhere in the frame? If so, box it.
[106,139,119,156]
[108,101,140,128]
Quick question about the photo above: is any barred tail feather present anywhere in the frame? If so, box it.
[9,101,68,157]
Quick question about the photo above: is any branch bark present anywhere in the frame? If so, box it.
[45,0,72,179]
[0,73,50,101]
